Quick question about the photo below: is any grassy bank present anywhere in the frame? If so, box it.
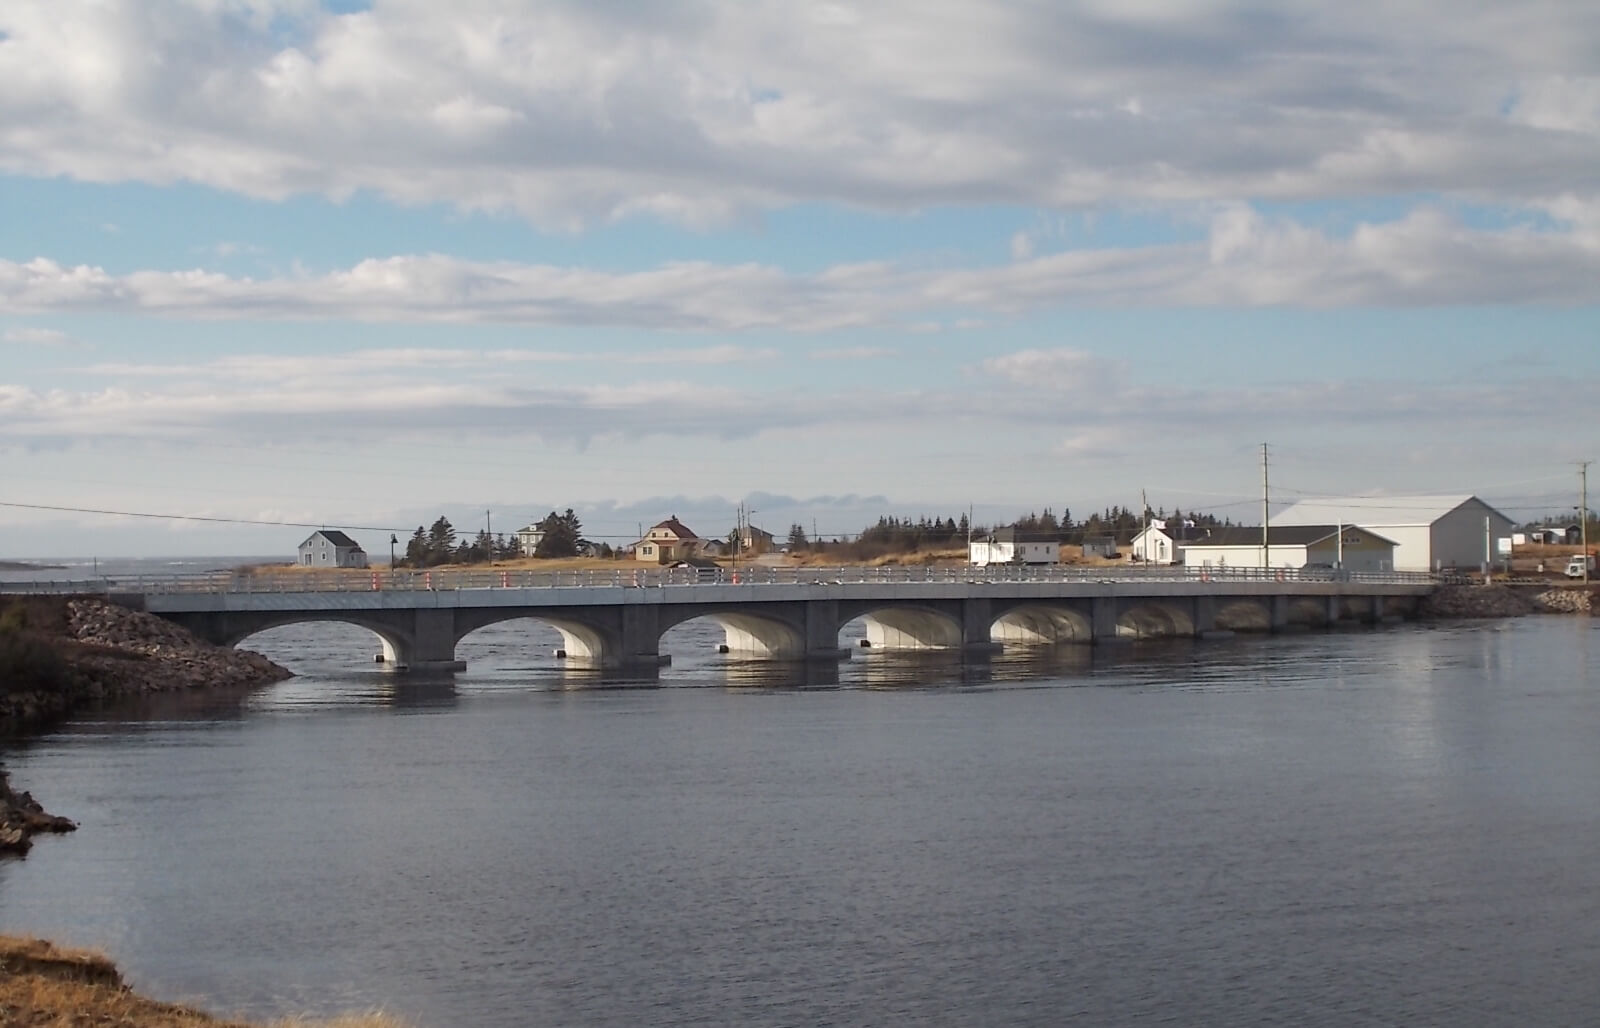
[0,936,408,1027]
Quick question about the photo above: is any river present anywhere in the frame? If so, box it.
[2,608,1598,1026]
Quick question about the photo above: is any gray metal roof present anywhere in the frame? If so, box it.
[303,529,362,549]
[1182,524,1397,548]
[1273,494,1508,527]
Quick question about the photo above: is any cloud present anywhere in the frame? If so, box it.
[811,346,898,360]
[2,326,79,346]
[3,345,1592,451]
[1,207,1596,331]
[0,2,1596,225]
[980,348,1125,395]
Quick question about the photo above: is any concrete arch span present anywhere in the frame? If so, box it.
[991,604,1092,646]
[853,606,964,651]
[228,614,415,668]
[454,612,617,667]
[1117,601,1195,640]
[658,609,806,660]
[1215,599,1273,633]
[1287,597,1334,629]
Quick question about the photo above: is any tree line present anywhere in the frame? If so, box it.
[394,502,1235,567]
[397,510,610,568]
[784,506,1232,561]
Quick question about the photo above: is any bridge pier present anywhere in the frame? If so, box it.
[618,605,666,671]
[804,600,852,661]
[1091,596,1121,643]
[392,609,466,672]
[961,598,1003,656]
[1269,595,1290,633]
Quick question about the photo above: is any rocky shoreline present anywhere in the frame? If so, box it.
[1,595,291,854]
[1419,583,1594,619]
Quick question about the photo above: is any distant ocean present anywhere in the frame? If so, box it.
[0,555,291,585]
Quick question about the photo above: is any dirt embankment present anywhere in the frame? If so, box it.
[1419,584,1593,619]
[0,935,407,1027]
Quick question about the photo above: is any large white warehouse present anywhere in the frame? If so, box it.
[1271,495,1513,572]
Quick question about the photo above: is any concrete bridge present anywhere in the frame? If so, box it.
[76,564,1436,674]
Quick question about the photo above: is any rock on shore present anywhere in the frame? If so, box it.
[1,597,292,730]
[1419,583,1592,619]
[0,769,76,855]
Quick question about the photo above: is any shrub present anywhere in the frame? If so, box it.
[0,630,68,696]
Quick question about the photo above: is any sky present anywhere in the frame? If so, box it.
[2,0,1598,558]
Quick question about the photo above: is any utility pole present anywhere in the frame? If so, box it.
[1580,460,1593,586]
[1261,443,1271,569]
[485,509,492,557]
[1141,488,1150,565]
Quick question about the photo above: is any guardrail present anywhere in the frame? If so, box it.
[0,564,1440,596]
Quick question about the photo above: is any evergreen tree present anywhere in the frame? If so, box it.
[787,524,810,551]
[426,517,456,564]
[403,527,427,567]
[534,508,583,558]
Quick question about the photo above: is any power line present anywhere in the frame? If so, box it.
[0,501,406,534]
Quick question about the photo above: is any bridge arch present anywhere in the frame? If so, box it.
[1215,599,1273,633]
[658,608,807,660]
[842,604,964,651]
[1287,597,1334,629]
[453,611,617,667]
[990,603,1092,646]
[227,613,414,666]
[1116,601,1195,640]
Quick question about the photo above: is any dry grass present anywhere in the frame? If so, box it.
[0,936,411,1028]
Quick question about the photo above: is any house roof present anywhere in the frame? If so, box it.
[1273,494,1509,528]
[304,529,361,549]
[516,524,543,535]
[647,516,698,540]
[1182,525,1398,548]
[1081,535,1117,545]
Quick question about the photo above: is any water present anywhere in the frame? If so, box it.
[3,612,1600,1026]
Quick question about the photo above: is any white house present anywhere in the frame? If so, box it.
[969,527,1060,566]
[1129,522,1181,565]
[297,530,368,568]
[1180,525,1398,572]
[1271,495,1513,572]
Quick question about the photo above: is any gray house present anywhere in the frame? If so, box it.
[298,530,369,568]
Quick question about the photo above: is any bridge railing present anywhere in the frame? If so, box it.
[3,563,1439,595]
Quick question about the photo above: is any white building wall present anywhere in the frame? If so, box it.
[969,540,1016,566]
[1182,544,1309,569]
[1362,524,1433,572]
[1131,530,1178,564]
[1430,500,1515,570]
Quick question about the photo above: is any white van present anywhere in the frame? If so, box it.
[1563,555,1596,578]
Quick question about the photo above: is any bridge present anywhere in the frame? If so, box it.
[27,564,1438,674]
